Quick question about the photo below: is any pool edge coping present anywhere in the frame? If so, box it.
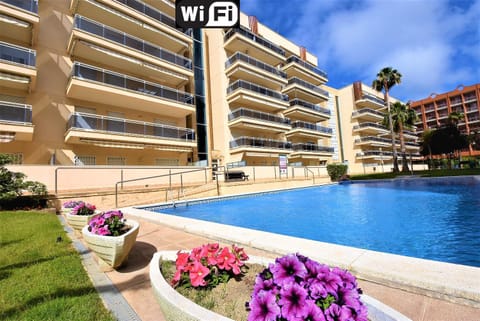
[123,206,480,309]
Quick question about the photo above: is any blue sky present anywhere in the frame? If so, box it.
[238,0,480,101]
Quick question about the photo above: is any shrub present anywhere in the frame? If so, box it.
[0,154,48,209]
[326,163,348,181]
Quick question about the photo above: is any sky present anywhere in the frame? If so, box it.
[238,0,480,101]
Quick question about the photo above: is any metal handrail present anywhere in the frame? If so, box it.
[225,52,286,78]
[114,167,210,207]
[285,56,327,79]
[2,0,38,13]
[0,101,32,124]
[0,41,36,67]
[227,79,289,101]
[224,27,285,56]
[228,107,290,125]
[289,99,331,115]
[305,167,315,185]
[286,77,329,97]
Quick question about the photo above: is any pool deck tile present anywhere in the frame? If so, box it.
[95,211,480,321]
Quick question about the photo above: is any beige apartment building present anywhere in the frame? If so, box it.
[331,81,421,174]
[0,0,338,168]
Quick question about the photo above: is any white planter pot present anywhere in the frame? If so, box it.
[66,211,100,230]
[82,219,139,269]
[150,251,412,321]
[60,207,73,216]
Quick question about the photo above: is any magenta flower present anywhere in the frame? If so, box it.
[325,303,354,321]
[271,253,307,285]
[305,300,326,321]
[278,282,309,320]
[248,290,280,321]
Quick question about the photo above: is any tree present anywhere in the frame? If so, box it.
[372,67,402,172]
[429,124,468,168]
[382,102,418,172]
[420,129,434,169]
[446,111,464,127]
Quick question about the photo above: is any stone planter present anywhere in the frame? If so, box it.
[150,251,412,321]
[66,211,100,230]
[60,207,73,216]
[82,219,139,269]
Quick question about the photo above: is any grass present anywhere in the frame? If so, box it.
[0,211,115,321]
[350,168,480,180]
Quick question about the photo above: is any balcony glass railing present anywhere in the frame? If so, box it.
[291,121,332,134]
[225,52,286,78]
[291,143,333,153]
[224,27,285,56]
[289,99,331,115]
[112,0,192,35]
[2,0,38,13]
[0,42,36,67]
[285,56,328,79]
[353,122,388,131]
[67,112,195,141]
[357,92,385,107]
[228,107,290,125]
[356,150,393,157]
[0,101,32,124]
[227,80,289,101]
[71,62,194,105]
[352,108,385,118]
[355,136,391,144]
[229,136,292,150]
[73,15,192,70]
[286,77,329,97]
[403,130,416,136]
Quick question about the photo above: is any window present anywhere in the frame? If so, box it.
[76,155,96,165]
[107,156,126,166]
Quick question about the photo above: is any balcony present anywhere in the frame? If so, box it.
[225,52,287,89]
[405,141,420,150]
[284,99,330,121]
[226,80,289,112]
[355,93,385,109]
[224,27,286,66]
[0,41,36,90]
[229,136,292,156]
[0,101,34,141]
[282,77,329,103]
[286,121,332,139]
[228,107,291,133]
[290,143,334,158]
[70,0,191,53]
[402,130,417,139]
[68,15,192,87]
[356,150,393,160]
[355,136,392,148]
[66,62,195,117]
[353,122,389,135]
[282,55,327,85]
[65,112,196,151]
[0,0,39,45]
[352,108,384,122]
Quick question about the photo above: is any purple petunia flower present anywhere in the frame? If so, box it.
[252,274,277,296]
[332,267,358,289]
[325,303,354,321]
[278,282,309,320]
[271,253,307,285]
[316,270,342,295]
[248,290,280,321]
[304,300,326,321]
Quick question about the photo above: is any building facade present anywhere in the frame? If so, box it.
[410,83,480,156]
[0,1,336,168]
[1,0,197,166]
[332,81,421,174]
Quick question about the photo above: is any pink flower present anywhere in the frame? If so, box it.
[175,251,190,270]
[216,246,236,271]
[189,260,210,287]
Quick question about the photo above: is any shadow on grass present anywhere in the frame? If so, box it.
[0,255,66,273]
[0,285,113,319]
[0,239,24,247]
[116,241,157,273]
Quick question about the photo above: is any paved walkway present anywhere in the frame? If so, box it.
[76,216,480,321]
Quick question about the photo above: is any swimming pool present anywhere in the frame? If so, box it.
[143,176,480,267]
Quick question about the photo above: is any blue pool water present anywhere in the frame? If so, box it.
[144,176,480,267]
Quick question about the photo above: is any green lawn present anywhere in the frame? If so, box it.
[350,168,480,180]
[0,211,115,321]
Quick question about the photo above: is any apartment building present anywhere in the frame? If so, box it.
[0,1,335,167]
[0,0,198,166]
[333,81,421,174]
[410,83,480,156]
[204,15,334,167]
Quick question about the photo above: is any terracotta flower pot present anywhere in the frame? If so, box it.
[149,251,412,321]
[82,219,139,269]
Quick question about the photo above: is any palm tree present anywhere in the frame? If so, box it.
[372,67,402,172]
[421,129,434,169]
[383,102,418,172]
[446,111,464,127]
